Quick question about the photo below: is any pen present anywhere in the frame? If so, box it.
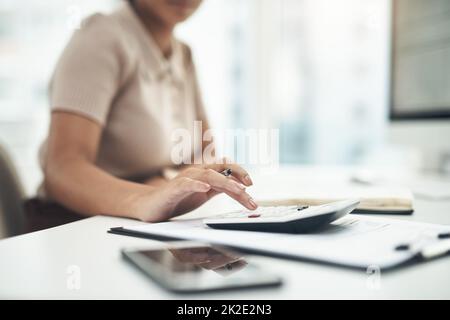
[438,232,450,239]
[221,168,232,177]
[395,232,450,254]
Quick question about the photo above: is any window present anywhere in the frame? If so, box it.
[179,0,390,165]
[0,0,117,194]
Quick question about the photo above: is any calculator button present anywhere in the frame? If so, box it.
[248,214,261,218]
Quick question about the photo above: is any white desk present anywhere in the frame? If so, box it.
[1,166,450,299]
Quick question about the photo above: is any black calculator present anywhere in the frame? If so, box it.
[203,199,360,233]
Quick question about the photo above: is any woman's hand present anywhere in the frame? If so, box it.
[135,162,257,222]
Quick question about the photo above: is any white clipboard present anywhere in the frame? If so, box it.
[109,215,450,270]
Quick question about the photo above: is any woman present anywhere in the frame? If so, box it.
[36,0,257,224]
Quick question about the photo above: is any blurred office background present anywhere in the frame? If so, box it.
[0,0,390,195]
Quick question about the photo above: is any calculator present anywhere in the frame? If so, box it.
[203,199,360,233]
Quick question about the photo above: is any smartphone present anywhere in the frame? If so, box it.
[122,242,282,293]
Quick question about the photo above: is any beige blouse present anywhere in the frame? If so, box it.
[38,3,207,192]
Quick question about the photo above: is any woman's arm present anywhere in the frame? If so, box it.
[44,112,155,219]
[44,112,256,222]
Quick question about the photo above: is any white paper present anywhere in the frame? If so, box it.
[122,215,450,269]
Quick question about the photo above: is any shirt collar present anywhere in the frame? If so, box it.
[114,3,185,83]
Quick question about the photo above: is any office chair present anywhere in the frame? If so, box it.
[0,143,26,239]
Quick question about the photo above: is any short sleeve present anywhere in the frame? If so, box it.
[49,14,124,125]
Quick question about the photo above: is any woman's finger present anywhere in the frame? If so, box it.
[203,169,247,195]
[198,169,256,210]
[202,170,256,210]
[222,188,257,210]
[170,177,211,198]
[171,166,257,210]
[207,160,253,186]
